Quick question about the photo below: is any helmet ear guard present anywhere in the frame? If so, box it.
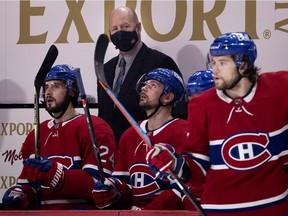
[209,32,257,67]
[159,91,175,106]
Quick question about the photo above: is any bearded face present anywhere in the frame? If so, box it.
[46,92,70,114]
[44,81,71,116]
[139,80,164,112]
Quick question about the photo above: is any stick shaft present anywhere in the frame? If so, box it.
[74,69,105,182]
[33,45,58,209]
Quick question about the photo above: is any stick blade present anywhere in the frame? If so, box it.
[94,34,109,87]
[34,45,58,92]
[94,34,109,63]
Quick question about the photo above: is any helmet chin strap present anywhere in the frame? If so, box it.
[45,93,71,120]
[146,94,173,119]
[146,93,167,119]
[227,56,255,90]
[226,62,251,90]
[226,69,243,90]
[146,102,162,119]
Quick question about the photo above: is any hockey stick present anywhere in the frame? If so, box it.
[74,68,105,183]
[33,44,58,209]
[94,34,151,145]
[94,34,207,216]
[97,81,151,146]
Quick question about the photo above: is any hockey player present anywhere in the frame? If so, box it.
[146,32,288,215]
[186,70,214,101]
[172,69,215,120]
[92,68,190,210]
[2,64,117,210]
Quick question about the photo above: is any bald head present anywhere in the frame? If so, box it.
[109,7,138,25]
[109,6,141,35]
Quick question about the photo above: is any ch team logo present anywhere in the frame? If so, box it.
[222,132,271,171]
[48,155,74,170]
[130,163,161,197]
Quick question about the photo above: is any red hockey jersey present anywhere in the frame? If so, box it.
[113,118,189,209]
[182,71,288,215]
[18,114,116,210]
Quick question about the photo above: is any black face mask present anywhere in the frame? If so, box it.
[110,30,139,52]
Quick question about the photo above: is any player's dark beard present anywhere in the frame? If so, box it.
[227,72,243,90]
[46,93,70,114]
[220,69,243,90]
[140,100,159,112]
[140,97,163,119]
